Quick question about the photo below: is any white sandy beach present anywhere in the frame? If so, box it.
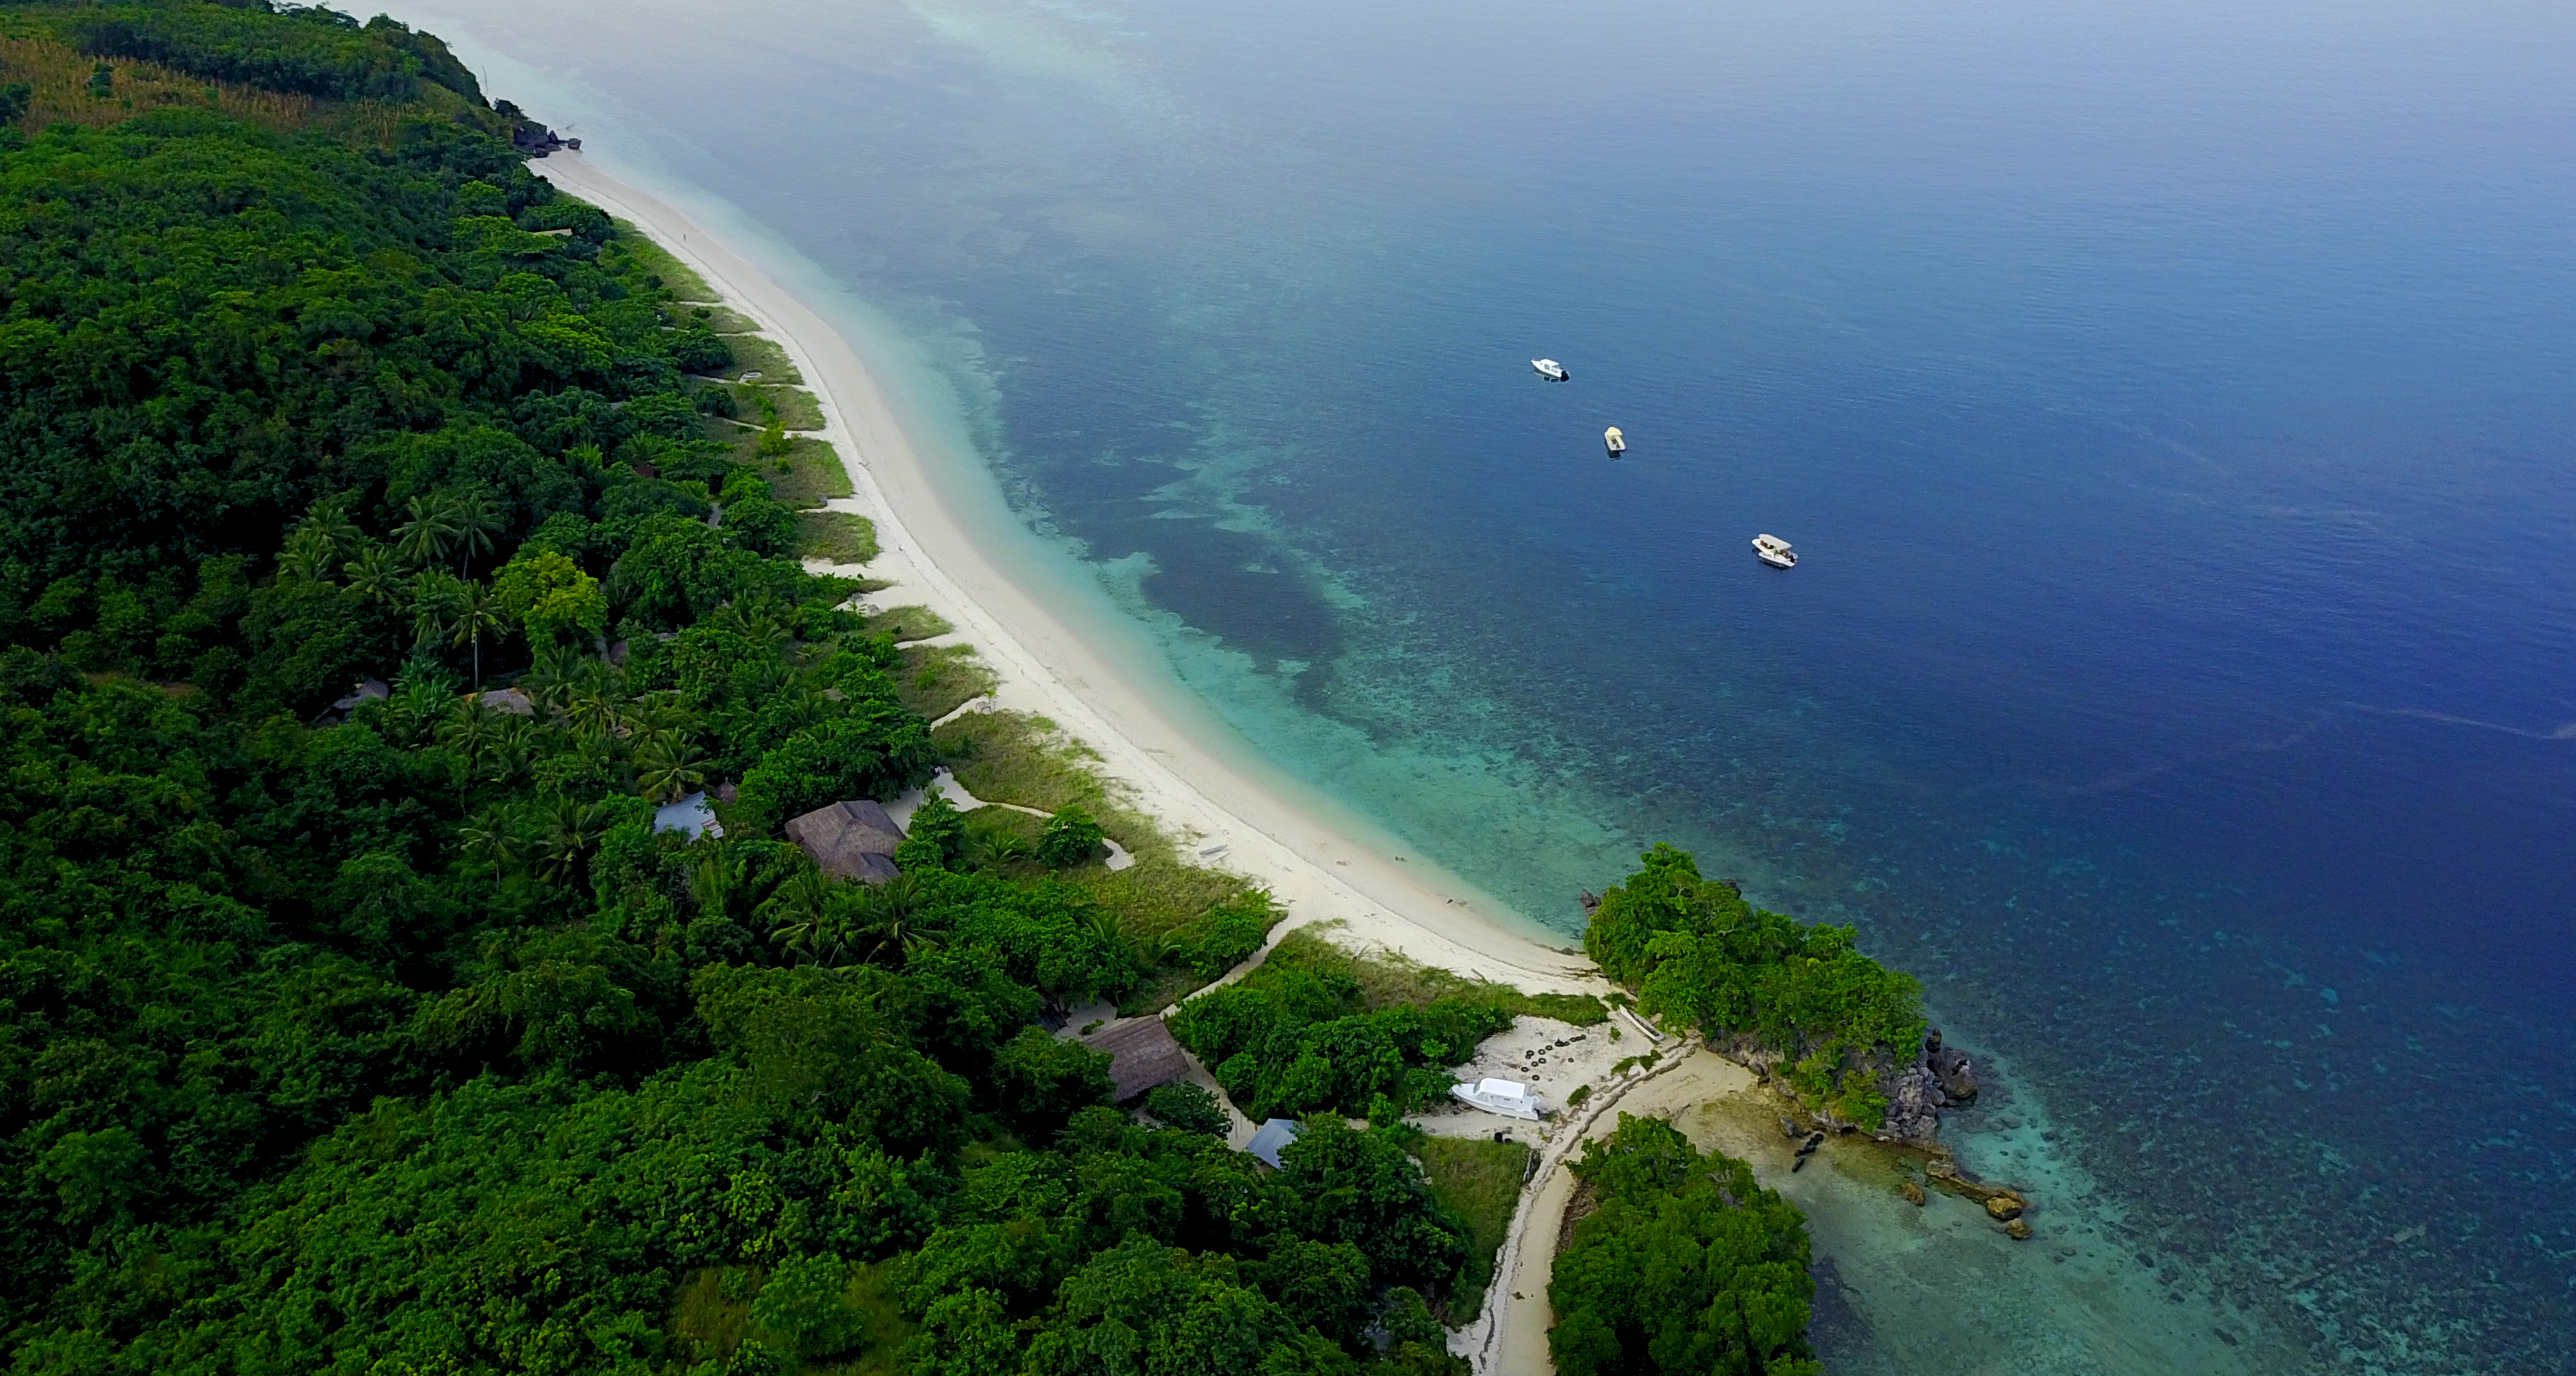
[528,153,1603,1002]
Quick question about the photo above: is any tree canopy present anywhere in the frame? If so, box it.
[0,13,1457,1372]
[1584,844,1923,1129]
[1548,1115,1824,1376]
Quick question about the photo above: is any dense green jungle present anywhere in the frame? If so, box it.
[0,6,1933,1374]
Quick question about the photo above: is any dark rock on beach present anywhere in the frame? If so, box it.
[1925,1029,1979,1102]
[1901,1181,1927,1206]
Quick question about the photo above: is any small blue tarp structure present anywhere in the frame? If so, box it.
[653,791,723,841]
[1246,1117,1303,1170]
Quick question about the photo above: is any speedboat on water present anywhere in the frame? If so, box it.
[1604,426,1626,456]
[1753,533,1796,568]
[1532,358,1568,381]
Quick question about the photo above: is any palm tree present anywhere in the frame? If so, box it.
[277,527,337,583]
[772,683,834,734]
[343,545,410,655]
[448,580,506,688]
[483,714,536,786]
[293,495,362,562]
[410,568,464,653]
[687,839,748,922]
[851,876,938,967]
[621,691,695,748]
[395,494,462,568]
[436,696,491,767]
[565,657,626,742]
[520,641,575,718]
[713,596,793,653]
[634,735,709,805]
[453,489,502,576]
[384,664,454,746]
[761,868,834,963]
[537,797,611,885]
[459,804,526,904]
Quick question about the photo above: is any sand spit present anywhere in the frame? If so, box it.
[525,153,1602,999]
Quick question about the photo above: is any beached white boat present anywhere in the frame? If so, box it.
[1531,358,1568,381]
[1753,533,1796,568]
[1452,1077,1545,1120]
[1604,426,1626,456]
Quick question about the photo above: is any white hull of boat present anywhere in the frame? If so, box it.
[1452,1078,1544,1119]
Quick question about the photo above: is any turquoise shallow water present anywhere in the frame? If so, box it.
[401,0,2575,1367]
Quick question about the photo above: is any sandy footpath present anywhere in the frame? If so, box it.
[527,153,1602,999]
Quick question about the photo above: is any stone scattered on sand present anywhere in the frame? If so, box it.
[1796,1131,1824,1157]
[1779,1117,1803,1141]
[2006,1219,2033,1241]
[1901,1181,1926,1206]
[1791,1154,1808,1172]
[1984,1194,2025,1222]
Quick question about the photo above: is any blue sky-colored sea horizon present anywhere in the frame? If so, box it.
[401,0,2575,1366]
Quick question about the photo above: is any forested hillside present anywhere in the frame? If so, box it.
[0,7,1479,1373]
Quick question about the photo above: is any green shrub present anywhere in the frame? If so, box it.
[1584,843,1921,1128]
[1550,1115,1823,1376]
[1141,1081,1229,1136]
[1037,804,1106,868]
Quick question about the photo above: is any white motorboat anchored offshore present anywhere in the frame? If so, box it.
[1532,358,1568,381]
[1452,1077,1545,1120]
[1604,426,1626,456]
[1753,533,1797,568]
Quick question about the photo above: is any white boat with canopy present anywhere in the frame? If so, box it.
[1753,533,1796,568]
[1452,1077,1545,1120]
[1532,358,1568,381]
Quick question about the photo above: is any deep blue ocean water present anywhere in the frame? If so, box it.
[404,0,2574,1366]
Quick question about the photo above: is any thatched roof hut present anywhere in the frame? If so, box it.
[784,800,905,883]
[1083,1016,1189,1102]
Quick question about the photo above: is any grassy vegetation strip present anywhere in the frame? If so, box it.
[1416,1137,1534,1325]
[895,642,997,721]
[0,30,463,142]
[796,511,879,564]
[858,604,948,642]
[710,332,801,385]
[1262,926,1608,1025]
[606,219,718,302]
[759,437,854,508]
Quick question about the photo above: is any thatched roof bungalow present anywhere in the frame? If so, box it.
[784,800,905,884]
[1082,1016,1189,1103]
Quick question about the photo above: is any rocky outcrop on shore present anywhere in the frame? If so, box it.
[1707,1024,1983,1150]
[1926,1028,1980,1102]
